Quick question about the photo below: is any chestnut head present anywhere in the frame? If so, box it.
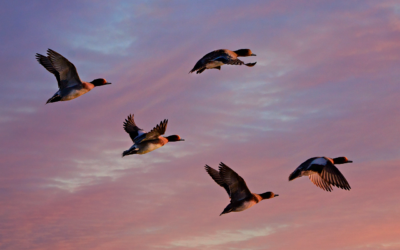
[233,49,256,57]
[165,135,184,142]
[259,191,279,200]
[91,78,112,87]
[332,156,353,164]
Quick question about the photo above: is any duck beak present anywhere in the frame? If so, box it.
[348,160,353,163]
[179,139,185,141]
[104,82,112,85]
[251,53,256,56]
[274,194,279,197]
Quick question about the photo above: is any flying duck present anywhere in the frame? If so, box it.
[289,156,352,192]
[36,49,111,104]
[205,162,278,216]
[189,49,257,74]
[122,114,184,156]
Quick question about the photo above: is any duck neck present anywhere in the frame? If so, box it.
[253,194,263,203]
[82,81,95,90]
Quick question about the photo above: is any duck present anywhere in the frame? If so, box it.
[288,156,352,192]
[205,162,278,216]
[189,49,257,74]
[36,49,111,104]
[122,114,184,156]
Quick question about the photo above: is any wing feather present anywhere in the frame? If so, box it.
[218,162,251,201]
[47,49,82,89]
[123,114,145,142]
[205,165,230,197]
[321,162,351,190]
[309,174,333,192]
[134,119,168,144]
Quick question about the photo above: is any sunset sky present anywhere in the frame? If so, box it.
[1,1,400,249]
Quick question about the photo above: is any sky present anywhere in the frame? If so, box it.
[1,0,400,249]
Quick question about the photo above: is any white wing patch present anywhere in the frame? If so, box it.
[133,130,146,140]
[310,157,327,166]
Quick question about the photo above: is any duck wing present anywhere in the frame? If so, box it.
[289,157,318,180]
[309,173,333,192]
[46,49,82,89]
[211,56,244,66]
[205,165,230,197]
[319,162,351,190]
[134,119,168,144]
[218,162,252,202]
[189,50,228,73]
[211,49,247,65]
[36,53,61,86]
[123,114,146,142]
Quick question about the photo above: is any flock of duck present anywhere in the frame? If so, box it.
[36,48,353,216]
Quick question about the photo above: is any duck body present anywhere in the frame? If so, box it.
[205,163,278,216]
[289,156,352,192]
[36,49,111,104]
[48,83,93,103]
[124,137,168,155]
[221,194,262,214]
[190,49,257,74]
[122,114,184,157]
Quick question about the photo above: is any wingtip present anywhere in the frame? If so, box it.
[245,62,257,67]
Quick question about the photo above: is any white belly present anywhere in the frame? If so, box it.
[138,143,163,154]
[234,200,257,212]
[206,61,224,69]
[62,88,90,101]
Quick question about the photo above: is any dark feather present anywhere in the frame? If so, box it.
[205,165,231,197]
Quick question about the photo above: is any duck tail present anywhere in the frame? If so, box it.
[189,60,205,74]
[122,149,138,157]
[46,94,62,104]
[196,68,206,74]
[288,169,301,181]
[220,204,233,216]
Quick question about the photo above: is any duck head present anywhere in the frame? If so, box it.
[91,78,112,87]
[165,135,185,142]
[332,156,353,164]
[233,49,256,57]
[259,192,279,200]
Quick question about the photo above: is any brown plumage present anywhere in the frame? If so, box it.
[36,49,111,103]
[122,114,184,156]
[189,49,257,74]
[289,156,352,192]
[205,162,278,215]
